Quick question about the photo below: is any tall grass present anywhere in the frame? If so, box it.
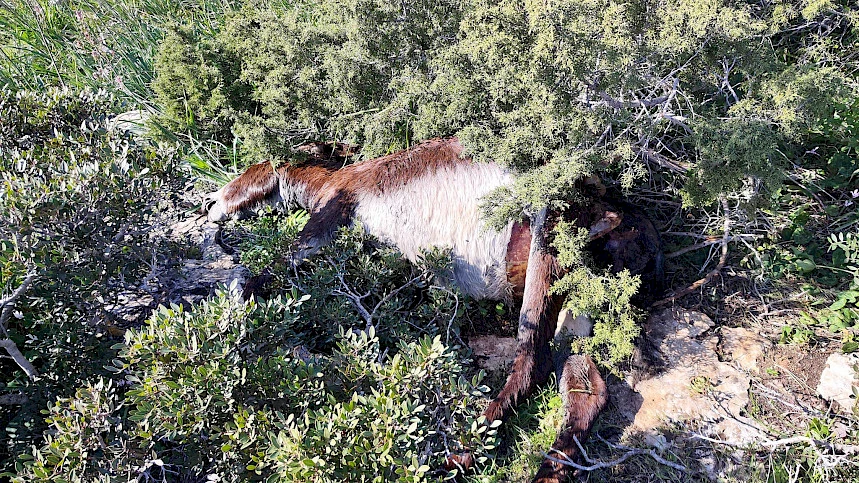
[0,0,236,108]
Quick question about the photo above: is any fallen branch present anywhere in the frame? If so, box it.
[543,434,687,473]
[652,197,731,307]
[0,339,39,379]
[636,147,689,174]
[597,91,670,109]
[692,433,859,456]
[665,234,761,259]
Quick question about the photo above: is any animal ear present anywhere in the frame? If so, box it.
[587,210,622,240]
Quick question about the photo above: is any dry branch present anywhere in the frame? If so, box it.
[692,433,859,456]
[0,393,28,405]
[665,234,761,259]
[636,147,689,173]
[0,273,36,333]
[1,273,39,379]
[543,434,687,473]
[653,197,731,307]
[0,339,39,379]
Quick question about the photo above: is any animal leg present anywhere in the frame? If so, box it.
[532,353,607,483]
[445,208,559,473]
[242,196,355,300]
[484,207,560,423]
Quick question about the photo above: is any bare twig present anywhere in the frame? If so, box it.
[653,197,731,307]
[0,273,39,379]
[370,274,424,320]
[0,339,39,379]
[543,434,687,472]
[665,234,761,259]
[328,263,373,325]
[327,256,424,328]
[429,285,461,345]
[692,433,859,455]
[0,273,36,334]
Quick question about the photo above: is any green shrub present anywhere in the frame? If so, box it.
[233,220,466,350]
[0,86,183,472]
[154,0,855,204]
[12,286,495,482]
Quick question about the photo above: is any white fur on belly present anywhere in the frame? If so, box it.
[354,162,515,300]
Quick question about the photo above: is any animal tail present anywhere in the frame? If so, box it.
[206,161,281,222]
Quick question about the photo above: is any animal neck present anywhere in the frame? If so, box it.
[277,162,338,212]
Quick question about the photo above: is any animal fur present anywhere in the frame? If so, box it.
[206,137,661,482]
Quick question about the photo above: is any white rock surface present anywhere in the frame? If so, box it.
[613,309,766,444]
[176,220,248,294]
[720,326,772,372]
[556,309,593,338]
[817,352,859,412]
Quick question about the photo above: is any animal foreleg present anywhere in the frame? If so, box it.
[241,196,354,300]
[532,353,608,483]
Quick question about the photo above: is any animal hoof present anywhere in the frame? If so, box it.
[241,271,273,301]
[443,451,474,474]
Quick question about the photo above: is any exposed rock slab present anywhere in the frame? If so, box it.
[817,352,859,413]
[556,309,593,337]
[173,219,248,301]
[469,335,517,372]
[720,326,772,372]
[612,308,766,444]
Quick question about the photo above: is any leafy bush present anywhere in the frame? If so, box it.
[12,286,495,482]
[154,0,855,205]
[0,86,181,473]
[231,218,466,350]
[550,222,643,373]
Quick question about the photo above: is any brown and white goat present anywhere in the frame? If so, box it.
[206,137,662,483]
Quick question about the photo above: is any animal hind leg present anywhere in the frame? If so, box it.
[445,208,560,473]
[484,208,560,423]
[532,353,608,483]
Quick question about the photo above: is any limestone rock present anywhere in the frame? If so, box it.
[817,352,859,412]
[613,308,766,444]
[172,219,249,297]
[720,327,772,372]
[469,335,517,372]
[556,309,593,338]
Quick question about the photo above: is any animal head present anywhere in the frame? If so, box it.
[205,142,357,222]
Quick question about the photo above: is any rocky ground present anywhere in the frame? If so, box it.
[472,305,858,480]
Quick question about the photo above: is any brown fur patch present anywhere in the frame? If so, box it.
[333,137,466,195]
[219,161,281,215]
[506,220,532,299]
